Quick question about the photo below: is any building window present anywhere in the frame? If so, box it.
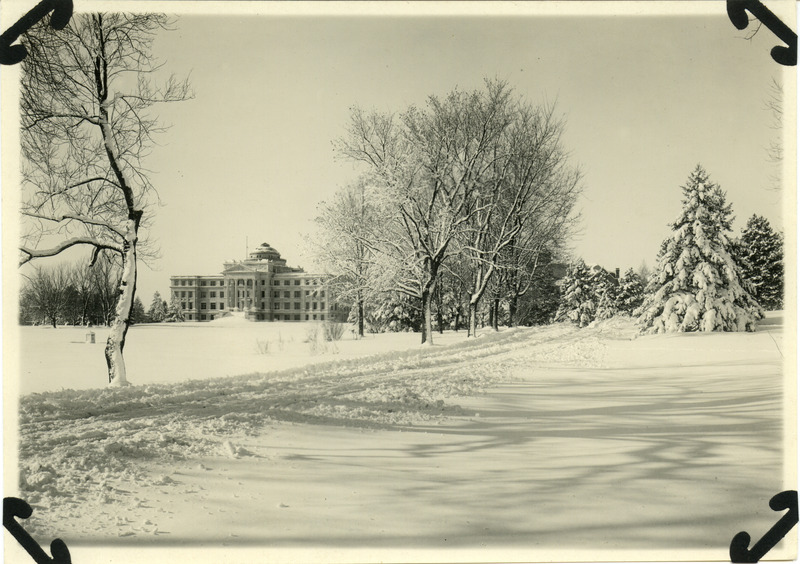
[181,291,186,298]
[210,291,216,298]
[188,291,193,298]
[188,314,193,320]
[294,302,300,310]
[305,290,310,296]
[210,303,217,310]
[201,303,207,310]
[220,291,224,298]
[294,314,300,320]
[321,291,326,298]
[189,281,194,286]
[273,291,279,298]
[273,280,279,286]
[305,314,309,320]
[237,280,244,286]
[275,303,280,310]
[294,280,300,286]
[261,291,265,298]
[219,303,224,310]
[201,281,206,286]
[321,314,325,321]
[261,280,265,285]
[321,302,325,309]
[247,280,252,287]
[201,292,207,298]
[181,302,186,309]
[294,291,300,298]
[261,302,266,309]
[313,314,317,320]
[181,280,186,286]
[312,302,317,310]
[201,314,206,320]
[188,302,193,309]
[209,315,214,320]
[305,279,310,285]
[284,280,290,286]
[283,291,290,298]
[305,303,310,310]
[210,281,216,286]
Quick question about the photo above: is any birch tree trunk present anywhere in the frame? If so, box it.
[104,214,140,386]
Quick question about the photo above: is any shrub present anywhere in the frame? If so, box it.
[323,321,345,342]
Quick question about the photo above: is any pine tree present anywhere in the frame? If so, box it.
[130,297,148,324]
[557,259,595,327]
[616,268,645,315]
[165,294,185,322]
[735,215,783,310]
[638,165,762,333]
[592,267,618,321]
[148,291,167,322]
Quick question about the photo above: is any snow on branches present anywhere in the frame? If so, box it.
[637,166,762,334]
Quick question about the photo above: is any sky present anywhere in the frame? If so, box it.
[7,2,794,301]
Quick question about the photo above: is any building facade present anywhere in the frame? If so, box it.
[170,242,344,322]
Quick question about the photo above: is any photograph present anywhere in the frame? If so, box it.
[2,1,796,562]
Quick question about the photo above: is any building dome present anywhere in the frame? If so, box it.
[249,242,282,261]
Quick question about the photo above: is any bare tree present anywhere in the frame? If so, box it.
[19,14,190,385]
[765,76,783,190]
[337,84,509,344]
[460,92,582,337]
[311,177,385,337]
[22,263,71,328]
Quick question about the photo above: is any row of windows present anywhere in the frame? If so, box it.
[271,279,321,286]
[255,314,327,321]
[178,277,324,288]
[181,302,226,310]
[273,302,325,310]
[178,291,226,299]
[179,301,328,311]
[185,313,327,322]
[176,280,223,288]
[270,290,326,299]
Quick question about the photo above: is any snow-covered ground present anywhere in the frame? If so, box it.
[17,317,473,395]
[7,312,793,563]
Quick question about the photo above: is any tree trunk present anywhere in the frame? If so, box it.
[104,215,139,386]
[468,299,479,338]
[421,285,433,345]
[493,297,500,331]
[357,296,365,338]
[508,294,518,328]
[454,310,460,332]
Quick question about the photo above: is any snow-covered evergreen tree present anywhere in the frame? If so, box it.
[735,215,783,310]
[592,267,618,321]
[616,268,645,315]
[165,294,185,322]
[638,165,762,333]
[557,259,595,327]
[148,291,167,322]
[130,297,148,324]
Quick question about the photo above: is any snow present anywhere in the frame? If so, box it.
[8,312,792,562]
[18,320,473,395]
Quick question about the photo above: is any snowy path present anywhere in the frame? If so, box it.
[11,315,790,562]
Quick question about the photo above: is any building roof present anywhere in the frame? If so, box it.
[248,242,282,261]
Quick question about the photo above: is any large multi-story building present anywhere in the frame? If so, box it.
[170,242,344,322]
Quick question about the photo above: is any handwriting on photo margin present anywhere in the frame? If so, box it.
[0,0,72,65]
[730,490,798,563]
[727,0,797,66]
[3,497,71,564]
